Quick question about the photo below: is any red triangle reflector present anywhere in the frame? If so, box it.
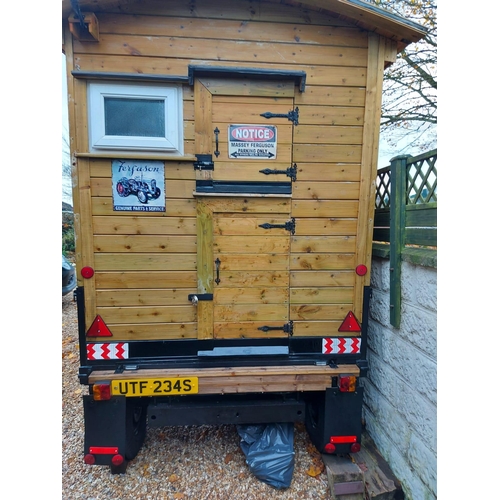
[86,315,113,337]
[338,311,361,333]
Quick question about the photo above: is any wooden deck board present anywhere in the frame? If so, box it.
[89,364,360,394]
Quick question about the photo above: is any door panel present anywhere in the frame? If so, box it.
[211,94,294,184]
[194,78,295,340]
[213,214,291,338]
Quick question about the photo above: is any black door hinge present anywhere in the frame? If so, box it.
[258,321,294,336]
[260,107,299,125]
[194,154,214,170]
[259,164,297,182]
[259,218,296,235]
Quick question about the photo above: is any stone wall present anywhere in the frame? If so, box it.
[362,254,437,500]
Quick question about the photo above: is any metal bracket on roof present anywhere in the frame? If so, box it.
[70,0,86,28]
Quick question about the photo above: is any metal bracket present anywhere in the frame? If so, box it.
[260,107,299,125]
[259,164,297,182]
[193,154,214,171]
[258,321,294,336]
[188,294,213,303]
[259,218,296,235]
[70,0,86,28]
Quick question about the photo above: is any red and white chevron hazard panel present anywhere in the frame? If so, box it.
[322,338,361,354]
[87,343,129,360]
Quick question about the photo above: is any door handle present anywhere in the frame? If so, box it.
[215,258,221,285]
[214,127,220,157]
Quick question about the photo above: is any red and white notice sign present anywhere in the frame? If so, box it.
[228,124,277,159]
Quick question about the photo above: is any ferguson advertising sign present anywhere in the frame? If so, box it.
[228,124,277,159]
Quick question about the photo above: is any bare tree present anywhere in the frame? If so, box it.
[62,127,73,204]
[369,0,437,154]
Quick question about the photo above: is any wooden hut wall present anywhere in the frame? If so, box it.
[64,0,388,340]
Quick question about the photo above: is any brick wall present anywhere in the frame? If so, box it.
[362,255,437,500]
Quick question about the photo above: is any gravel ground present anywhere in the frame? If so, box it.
[62,293,331,499]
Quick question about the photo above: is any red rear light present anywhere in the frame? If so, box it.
[111,454,124,466]
[89,447,119,454]
[350,443,361,453]
[339,375,357,392]
[84,454,95,465]
[93,382,111,401]
[324,443,336,454]
[330,436,357,444]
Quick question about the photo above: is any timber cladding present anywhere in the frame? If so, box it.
[64,0,388,342]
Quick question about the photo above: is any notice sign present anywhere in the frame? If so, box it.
[228,124,277,159]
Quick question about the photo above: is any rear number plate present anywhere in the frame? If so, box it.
[111,377,198,397]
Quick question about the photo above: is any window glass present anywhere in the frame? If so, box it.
[104,98,165,137]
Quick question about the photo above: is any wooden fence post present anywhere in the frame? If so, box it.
[389,155,410,328]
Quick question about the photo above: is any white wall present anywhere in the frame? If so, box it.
[362,256,437,500]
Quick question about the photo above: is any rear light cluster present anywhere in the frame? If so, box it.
[323,436,361,454]
[93,382,111,401]
[84,447,124,466]
[339,375,357,392]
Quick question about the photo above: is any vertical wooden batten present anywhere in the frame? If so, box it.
[194,79,213,158]
[353,32,387,321]
[196,201,215,339]
[65,24,97,331]
[194,78,216,339]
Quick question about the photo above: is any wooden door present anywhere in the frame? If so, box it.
[212,213,291,339]
[194,77,296,340]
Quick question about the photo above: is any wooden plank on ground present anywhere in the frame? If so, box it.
[350,433,404,500]
[322,454,364,500]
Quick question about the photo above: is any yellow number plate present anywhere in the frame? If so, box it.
[111,377,198,397]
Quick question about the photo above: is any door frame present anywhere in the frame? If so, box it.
[193,76,298,339]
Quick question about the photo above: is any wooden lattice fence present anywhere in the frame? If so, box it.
[374,149,437,246]
[372,149,437,327]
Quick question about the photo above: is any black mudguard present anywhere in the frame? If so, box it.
[305,387,364,454]
[83,395,147,467]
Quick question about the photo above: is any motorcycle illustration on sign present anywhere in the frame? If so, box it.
[112,160,165,212]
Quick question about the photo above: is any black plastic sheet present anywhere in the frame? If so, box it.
[237,423,295,489]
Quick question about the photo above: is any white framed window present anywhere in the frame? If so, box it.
[88,82,183,154]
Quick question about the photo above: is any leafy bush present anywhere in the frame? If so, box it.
[62,211,75,255]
